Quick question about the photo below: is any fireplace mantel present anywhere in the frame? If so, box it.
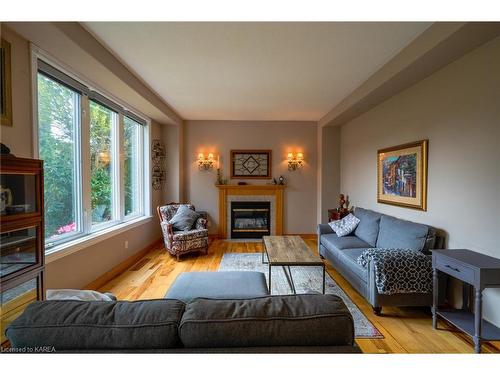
[216,185,285,239]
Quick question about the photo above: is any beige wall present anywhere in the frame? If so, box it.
[162,123,183,203]
[184,120,318,235]
[0,25,33,158]
[317,125,341,223]
[339,36,500,325]
[1,24,166,289]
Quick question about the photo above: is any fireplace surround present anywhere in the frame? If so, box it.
[231,201,271,239]
[216,185,285,239]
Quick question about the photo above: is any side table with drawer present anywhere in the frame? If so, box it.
[432,249,500,353]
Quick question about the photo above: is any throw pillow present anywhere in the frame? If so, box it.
[328,213,360,237]
[169,205,200,231]
[46,289,117,301]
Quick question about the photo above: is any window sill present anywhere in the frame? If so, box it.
[45,216,154,264]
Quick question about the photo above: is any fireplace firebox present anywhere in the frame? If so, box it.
[230,201,271,239]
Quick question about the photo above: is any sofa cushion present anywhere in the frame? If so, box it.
[321,233,371,252]
[169,205,200,231]
[6,299,185,350]
[338,248,369,283]
[165,271,269,303]
[328,213,360,237]
[376,215,429,252]
[353,208,382,247]
[179,295,355,348]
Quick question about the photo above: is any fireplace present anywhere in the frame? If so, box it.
[230,201,271,239]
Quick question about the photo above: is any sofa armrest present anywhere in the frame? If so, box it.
[317,224,334,236]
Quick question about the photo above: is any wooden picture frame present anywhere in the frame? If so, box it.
[230,150,272,179]
[1,38,13,127]
[377,140,428,211]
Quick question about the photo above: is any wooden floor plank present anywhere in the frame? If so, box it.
[98,238,499,354]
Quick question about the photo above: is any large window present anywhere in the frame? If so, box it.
[37,59,148,252]
[124,116,142,217]
[37,74,82,242]
[90,100,116,226]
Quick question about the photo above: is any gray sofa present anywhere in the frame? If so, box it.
[318,207,441,315]
[5,294,361,353]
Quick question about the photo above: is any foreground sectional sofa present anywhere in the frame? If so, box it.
[5,293,361,353]
[318,207,442,315]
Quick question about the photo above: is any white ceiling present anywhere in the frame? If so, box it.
[84,22,431,121]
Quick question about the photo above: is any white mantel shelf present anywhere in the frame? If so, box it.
[216,184,285,239]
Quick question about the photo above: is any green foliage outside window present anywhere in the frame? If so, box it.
[38,74,77,239]
[89,101,113,224]
[38,72,142,241]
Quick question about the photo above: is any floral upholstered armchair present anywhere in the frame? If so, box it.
[157,203,209,261]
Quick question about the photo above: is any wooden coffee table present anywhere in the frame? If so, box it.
[262,235,325,294]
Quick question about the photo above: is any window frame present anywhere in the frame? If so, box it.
[36,71,85,248]
[88,98,120,232]
[31,46,151,258]
[123,115,145,221]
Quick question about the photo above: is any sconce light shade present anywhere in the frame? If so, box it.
[287,152,304,171]
[198,152,216,171]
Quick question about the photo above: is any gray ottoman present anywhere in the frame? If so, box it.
[165,271,269,303]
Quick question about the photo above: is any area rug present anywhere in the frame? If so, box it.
[218,252,383,338]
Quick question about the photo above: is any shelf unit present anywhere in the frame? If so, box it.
[432,249,500,353]
[1,155,45,346]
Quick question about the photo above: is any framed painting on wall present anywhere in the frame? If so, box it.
[230,150,272,179]
[1,38,13,127]
[377,140,428,211]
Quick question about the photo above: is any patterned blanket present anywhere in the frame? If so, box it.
[356,248,432,295]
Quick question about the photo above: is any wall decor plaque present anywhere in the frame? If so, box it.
[230,150,272,179]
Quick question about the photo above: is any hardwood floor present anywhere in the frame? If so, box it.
[97,238,500,354]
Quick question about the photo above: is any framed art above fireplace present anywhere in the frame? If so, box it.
[230,150,272,179]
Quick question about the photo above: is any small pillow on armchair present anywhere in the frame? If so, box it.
[328,213,360,237]
[169,205,200,231]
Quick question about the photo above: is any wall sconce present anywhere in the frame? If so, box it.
[198,153,216,171]
[287,152,304,171]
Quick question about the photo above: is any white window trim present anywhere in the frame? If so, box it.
[31,44,153,260]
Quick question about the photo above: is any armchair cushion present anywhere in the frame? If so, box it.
[173,229,208,241]
[169,205,200,231]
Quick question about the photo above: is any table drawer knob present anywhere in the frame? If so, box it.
[445,264,460,272]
